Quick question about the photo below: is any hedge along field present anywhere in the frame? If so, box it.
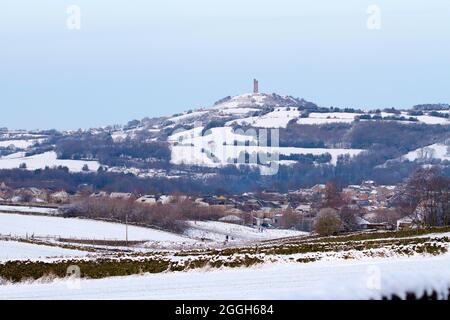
[0,255,265,283]
[1,233,449,284]
[176,236,449,257]
[260,226,450,246]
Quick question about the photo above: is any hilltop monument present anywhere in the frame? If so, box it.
[253,79,259,94]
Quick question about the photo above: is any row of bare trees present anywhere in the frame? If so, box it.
[67,196,226,233]
[396,168,450,227]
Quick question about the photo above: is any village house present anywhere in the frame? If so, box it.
[158,194,188,204]
[12,187,48,203]
[0,182,12,202]
[259,191,288,204]
[311,184,326,194]
[0,182,9,191]
[110,192,133,200]
[295,203,313,215]
[194,198,210,207]
[218,215,244,225]
[397,216,415,230]
[135,195,157,205]
[50,190,70,204]
[90,191,109,198]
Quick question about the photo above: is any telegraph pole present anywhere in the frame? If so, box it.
[125,212,128,247]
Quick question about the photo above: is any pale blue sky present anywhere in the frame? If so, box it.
[1,0,450,130]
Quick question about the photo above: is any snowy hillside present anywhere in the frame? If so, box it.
[0,240,88,261]
[400,143,450,162]
[297,112,360,125]
[0,213,195,243]
[227,107,301,128]
[185,220,307,243]
[0,91,448,179]
[0,151,100,172]
[211,93,305,111]
[381,142,450,166]
[169,125,363,167]
[0,139,44,149]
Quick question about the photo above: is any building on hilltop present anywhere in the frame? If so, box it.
[253,79,259,94]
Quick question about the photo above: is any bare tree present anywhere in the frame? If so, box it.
[279,207,300,229]
[314,208,341,236]
[339,206,359,232]
[396,168,450,227]
[323,181,343,208]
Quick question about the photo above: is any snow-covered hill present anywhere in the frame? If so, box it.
[0,151,100,173]
[381,142,450,166]
[1,91,449,176]
[0,213,194,244]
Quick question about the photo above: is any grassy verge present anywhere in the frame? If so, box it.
[0,255,265,283]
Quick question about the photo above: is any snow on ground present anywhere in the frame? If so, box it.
[297,112,360,125]
[0,151,100,172]
[295,112,450,126]
[110,131,128,142]
[185,221,307,243]
[220,107,259,115]
[400,143,450,162]
[0,240,88,261]
[380,112,449,125]
[0,139,43,149]
[415,115,450,125]
[110,127,160,142]
[168,111,208,123]
[2,253,449,299]
[0,205,58,215]
[0,213,195,243]
[168,127,256,146]
[227,107,301,128]
[211,93,268,110]
[171,142,363,167]
[170,126,362,167]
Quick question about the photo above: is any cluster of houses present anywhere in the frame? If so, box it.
[84,181,405,231]
[0,182,70,205]
[1,180,415,231]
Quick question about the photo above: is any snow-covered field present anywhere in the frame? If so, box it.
[0,205,58,215]
[169,126,363,167]
[220,107,259,115]
[0,213,194,243]
[297,112,360,125]
[168,111,208,123]
[0,139,42,149]
[400,143,450,162]
[227,107,301,128]
[185,221,307,243]
[0,240,88,261]
[211,93,271,110]
[171,144,362,167]
[1,253,449,299]
[294,111,450,126]
[0,151,100,172]
[415,115,450,125]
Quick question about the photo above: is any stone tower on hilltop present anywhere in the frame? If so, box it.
[253,79,259,94]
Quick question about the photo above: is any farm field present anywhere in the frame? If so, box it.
[1,250,449,299]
